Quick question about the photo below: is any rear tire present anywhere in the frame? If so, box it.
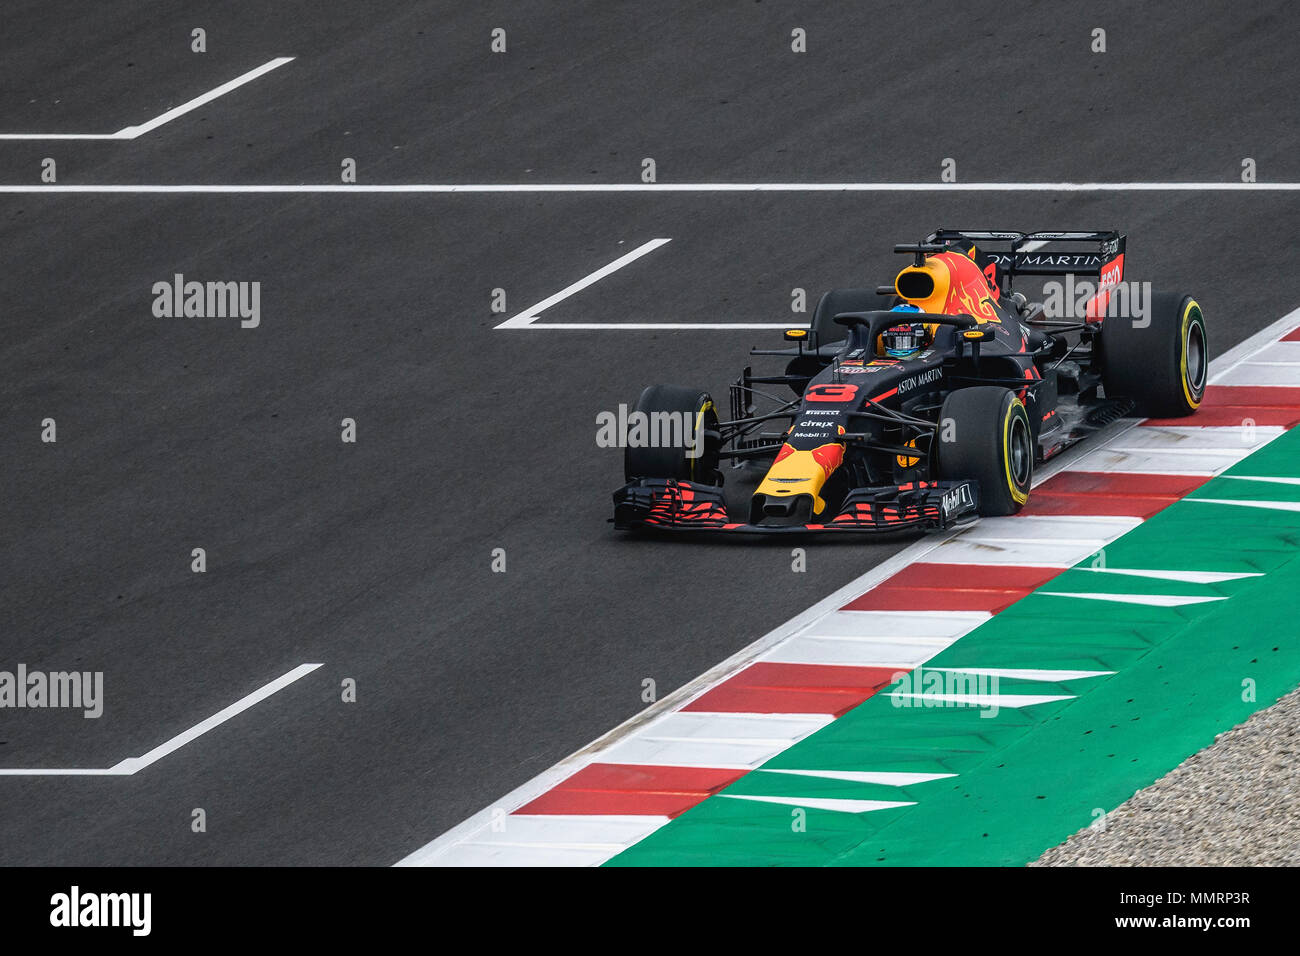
[1102,292,1207,417]
[623,385,721,484]
[936,387,1032,516]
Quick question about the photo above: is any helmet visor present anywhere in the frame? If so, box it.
[882,323,924,357]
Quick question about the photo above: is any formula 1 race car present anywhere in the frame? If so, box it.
[613,229,1208,533]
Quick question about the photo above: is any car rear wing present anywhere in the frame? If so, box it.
[923,229,1126,295]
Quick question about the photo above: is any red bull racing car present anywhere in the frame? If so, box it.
[613,229,1208,533]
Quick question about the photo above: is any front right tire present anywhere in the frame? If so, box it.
[936,386,1033,516]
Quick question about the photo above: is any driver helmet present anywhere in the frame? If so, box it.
[882,304,927,358]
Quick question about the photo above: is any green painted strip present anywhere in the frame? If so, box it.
[608,427,1300,866]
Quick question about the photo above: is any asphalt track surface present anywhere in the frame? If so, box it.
[2,1,1299,864]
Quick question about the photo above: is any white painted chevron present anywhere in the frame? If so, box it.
[1037,591,1228,607]
[718,794,915,813]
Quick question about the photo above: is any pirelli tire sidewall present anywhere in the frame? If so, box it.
[1102,292,1208,418]
[937,386,1033,517]
[623,384,721,484]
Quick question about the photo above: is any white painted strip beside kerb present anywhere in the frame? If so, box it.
[1118,425,1282,452]
[1209,305,1300,383]
[930,515,1141,568]
[428,814,671,868]
[0,663,323,775]
[0,57,295,141]
[596,712,833,770]
[1214,363,1300,386]
[1239,341,1300,364]
[1067,424,1283,477]
[763,610,987,667]
[396,305,1300,867]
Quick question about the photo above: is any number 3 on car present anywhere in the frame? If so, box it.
[804,384,859,402]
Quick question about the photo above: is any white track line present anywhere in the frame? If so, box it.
[0,663,322,776]
[507,322,793,330]
[506,237,1052,331]
[0,57,294,141]
[495,239,672,329]
[2,181,1300,192]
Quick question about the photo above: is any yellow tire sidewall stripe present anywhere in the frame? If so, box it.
[1004,398,1030,505]
[1180,299,1204,410]
[690,399,715,481]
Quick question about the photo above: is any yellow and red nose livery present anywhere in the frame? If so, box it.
[755,441,846,515]
[810,442,845,478]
